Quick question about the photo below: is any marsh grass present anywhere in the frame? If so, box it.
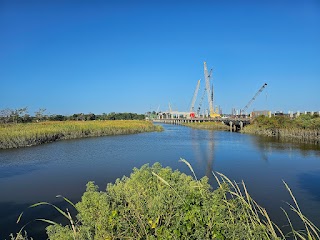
[0,120,163,149]
[242,115,320,143]
[14,159,320,239]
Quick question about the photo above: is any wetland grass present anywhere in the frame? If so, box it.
[242,115,320,144]
[0,120,163,149]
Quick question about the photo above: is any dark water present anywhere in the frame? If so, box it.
[0,124,320,239]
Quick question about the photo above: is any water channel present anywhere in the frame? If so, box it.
[0,123,320,239]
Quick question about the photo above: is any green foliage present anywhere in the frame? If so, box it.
[9,231,32,240]
[96,112,146,120]
[252,115,320,130]
[294,115,320,130]
[245,115,320,143]
[14,161,320,239]
[43,163,289,239]
[0,108,146,124]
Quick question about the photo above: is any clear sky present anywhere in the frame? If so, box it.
[1,0,319,115]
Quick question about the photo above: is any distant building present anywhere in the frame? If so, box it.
[250,110,271,118]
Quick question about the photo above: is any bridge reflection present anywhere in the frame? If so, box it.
[190,128,215,180]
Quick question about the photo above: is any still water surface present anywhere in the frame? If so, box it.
[0,124,320,238]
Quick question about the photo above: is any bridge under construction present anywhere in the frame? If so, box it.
[153,117,251,132]
[152,61,268,131]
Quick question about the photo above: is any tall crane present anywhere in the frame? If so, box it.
[204,62,220,118]
[190,79,201,113]
[197,89,206,116]
[241,83,267,115]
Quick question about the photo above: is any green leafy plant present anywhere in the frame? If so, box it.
[15,159,320,239]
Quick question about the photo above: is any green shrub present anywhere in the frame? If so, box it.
[44,163,278,239]
[252,115,320,130]
[15,161,320,239]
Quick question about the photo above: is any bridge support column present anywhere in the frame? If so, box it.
[240,121,243,131]
[229,121,233,132]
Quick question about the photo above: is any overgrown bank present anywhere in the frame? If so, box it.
[0,120,163,149]
[182,121,229,131]
[14,161,319,240]
[242,115,320,144]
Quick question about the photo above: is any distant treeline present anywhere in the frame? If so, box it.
[0,107,145,124]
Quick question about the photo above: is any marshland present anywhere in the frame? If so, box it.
[182,114,320,144]
[0,120,163,149]
[242,115,320,144]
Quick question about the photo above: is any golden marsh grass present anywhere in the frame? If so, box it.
[0,120,163,149]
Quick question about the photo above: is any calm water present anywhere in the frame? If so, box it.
[0,123,320,239]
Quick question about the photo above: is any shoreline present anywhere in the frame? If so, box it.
[240,125,320,144]
[180,120,320,145]
[0,120,163,149]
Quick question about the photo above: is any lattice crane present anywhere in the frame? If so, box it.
[190,79,201,113]
[204,62,220,118]
[241,83,268,115]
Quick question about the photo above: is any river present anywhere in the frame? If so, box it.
[0,123,320,239]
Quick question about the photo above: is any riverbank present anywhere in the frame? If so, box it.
[0,120,163,149]
[241,115,320,144]
[181,121,229,131]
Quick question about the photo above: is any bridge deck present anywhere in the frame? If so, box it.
[153,117,251,131]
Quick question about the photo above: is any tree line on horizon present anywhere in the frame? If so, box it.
[0,107,145,124]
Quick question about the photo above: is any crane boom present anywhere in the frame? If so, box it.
[197,89,206,116]
[190,79,201,112]
[204,62,214,116]
[241,83,267,114]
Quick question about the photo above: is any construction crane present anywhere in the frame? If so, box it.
[241,83,268,115]
[204,62,220,118]
[168,102,172,113]
[189,79,200,117]
[197,89,206,116]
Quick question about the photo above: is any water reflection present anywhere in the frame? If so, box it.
[190,129,215,179]
[250,135,320,158]
[0,164,40,179]
[0,200,75,239]
[298,171,320,201]
[205,131,215,178]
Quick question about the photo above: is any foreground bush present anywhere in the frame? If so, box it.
[16,160,320,239]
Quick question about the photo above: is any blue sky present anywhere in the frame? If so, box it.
[1,0,319,115]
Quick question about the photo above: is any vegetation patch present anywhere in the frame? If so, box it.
[0,120,163,149]
[14,160,320,240]
[242,115,320,143]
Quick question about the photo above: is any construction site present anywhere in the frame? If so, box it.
[154,62,269,122]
